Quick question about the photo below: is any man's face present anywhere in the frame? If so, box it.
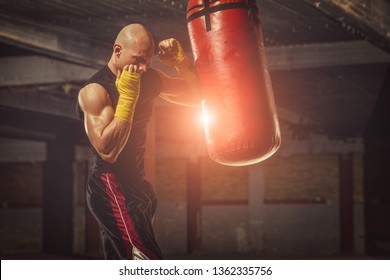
[119,35,155,73]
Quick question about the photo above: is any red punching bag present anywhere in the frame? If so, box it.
[187,0,281,166]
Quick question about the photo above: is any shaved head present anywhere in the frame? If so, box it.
[109,23,155,74]
[115,23,154,49]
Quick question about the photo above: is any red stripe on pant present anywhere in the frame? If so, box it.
[101,173,159,260]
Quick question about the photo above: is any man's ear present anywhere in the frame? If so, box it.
[114,44,122,58]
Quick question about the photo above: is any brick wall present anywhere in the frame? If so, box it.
[263,154,339,202]
[201,157,248,202]
[0,134,366,256]
[155,150,365,256]
[155,153,364,204]
[0,153,364,207]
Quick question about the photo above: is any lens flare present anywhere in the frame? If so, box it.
[200,99,212,144]
[200,99,212,126]
[201,108,211,127]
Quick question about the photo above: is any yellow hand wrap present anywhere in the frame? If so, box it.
[114,70,141,122]
[160,39,196,83]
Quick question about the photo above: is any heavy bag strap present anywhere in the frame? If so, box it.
[187,0,259,31]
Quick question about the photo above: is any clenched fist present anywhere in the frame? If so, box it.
[158,38,190,68]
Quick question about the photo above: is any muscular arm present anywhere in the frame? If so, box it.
[157,38,202,108]
[158,69,202,107]
[78,83,131,163]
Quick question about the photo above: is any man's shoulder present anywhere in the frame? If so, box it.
[79,83,107,99]
[78,83,112,117]
[84,66,114,87]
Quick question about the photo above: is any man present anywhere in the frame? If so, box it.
[77,23,199,260]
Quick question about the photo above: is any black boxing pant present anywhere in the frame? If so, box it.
[86,171,162,259]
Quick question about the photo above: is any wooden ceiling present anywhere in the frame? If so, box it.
[0,0,389,141]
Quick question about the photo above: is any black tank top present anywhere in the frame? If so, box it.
[77,65,162,183]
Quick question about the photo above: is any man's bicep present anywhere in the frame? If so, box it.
[85,106,114,138]
[79,85,114,138]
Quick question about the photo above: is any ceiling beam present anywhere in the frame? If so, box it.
[0,56,97,87]
[0,105,83,143]
[266,40,390,71]
[303,0,390,53]
[0,15,109,68]
[0,124,56,142]
[0,91,78,120]
[1,12,388,73]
